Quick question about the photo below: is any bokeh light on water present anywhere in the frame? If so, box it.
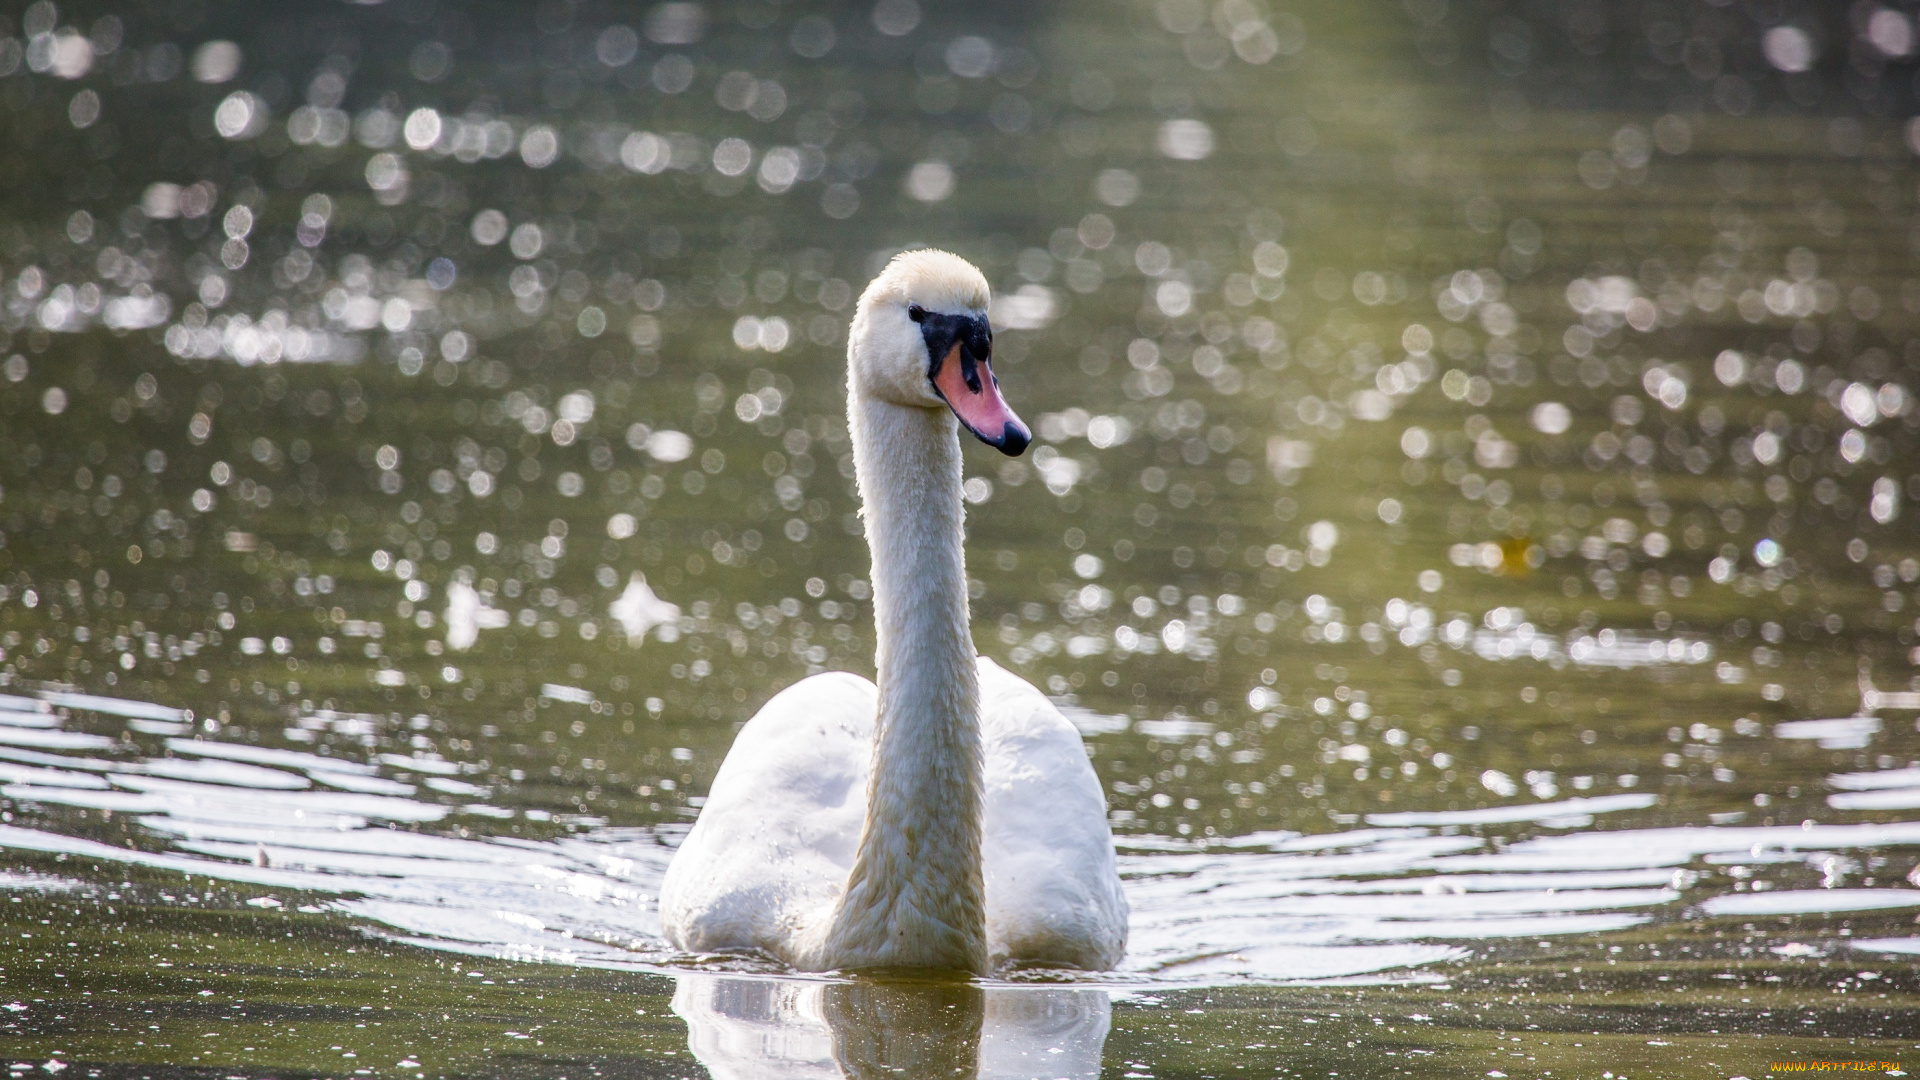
[1,0,1919,1074]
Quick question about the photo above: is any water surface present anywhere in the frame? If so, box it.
[3,0,1920,1075]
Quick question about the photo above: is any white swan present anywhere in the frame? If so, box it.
[658,250,1127,974]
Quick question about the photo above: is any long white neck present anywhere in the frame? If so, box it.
[814,389,987,973]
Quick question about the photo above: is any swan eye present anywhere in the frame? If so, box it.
[907,304,927,323]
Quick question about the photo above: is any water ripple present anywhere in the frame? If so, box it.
[3,686,1920,989]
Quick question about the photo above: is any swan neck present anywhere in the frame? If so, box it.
[822,389,986,972]
[858,397,974,703]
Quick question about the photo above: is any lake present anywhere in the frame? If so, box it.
[2,0,1919,1075]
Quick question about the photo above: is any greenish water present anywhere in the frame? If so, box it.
[3,0,1920,1075]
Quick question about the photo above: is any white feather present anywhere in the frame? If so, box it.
[658,250,1127,972]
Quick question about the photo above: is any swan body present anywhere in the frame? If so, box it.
[658,250,1128,973]
[658,660,1126,971]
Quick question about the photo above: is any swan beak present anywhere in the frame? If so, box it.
[932,341,1030,457]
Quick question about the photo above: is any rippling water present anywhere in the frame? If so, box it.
[3,0,1920,1074]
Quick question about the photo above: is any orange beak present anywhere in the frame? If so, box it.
[931,342,1029,456]
[911,305,1030,457]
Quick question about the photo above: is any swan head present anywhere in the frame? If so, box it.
[851,249,1030,456]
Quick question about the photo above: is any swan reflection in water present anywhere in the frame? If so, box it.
[673,973,1109,1080]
